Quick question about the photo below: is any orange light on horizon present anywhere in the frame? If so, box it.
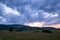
[24,22,44,27]
[52,24,60,28]
[24,22,60,28]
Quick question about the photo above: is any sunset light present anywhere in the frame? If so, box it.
[25,22,60,28]
[24,22,44,27]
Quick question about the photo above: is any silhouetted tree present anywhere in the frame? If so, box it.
[42,29,52,33]
[0,28,2,30]
[9,26,14,32]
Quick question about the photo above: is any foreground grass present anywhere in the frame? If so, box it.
[0,30,60,40]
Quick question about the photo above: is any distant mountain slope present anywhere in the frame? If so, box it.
[0,24,57,31]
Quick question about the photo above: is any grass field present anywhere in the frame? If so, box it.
[0,30,60,40]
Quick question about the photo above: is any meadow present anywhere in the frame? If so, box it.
[0,30,60,40]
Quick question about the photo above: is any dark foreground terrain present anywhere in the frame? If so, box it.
[0,30,60,40]
[0,24,60,40]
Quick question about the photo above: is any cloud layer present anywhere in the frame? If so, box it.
[0,0,60,27]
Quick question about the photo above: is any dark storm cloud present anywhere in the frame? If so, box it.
[0,0,60,25]
[0,0,60,12]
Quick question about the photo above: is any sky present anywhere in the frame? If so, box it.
[0,0,60,28]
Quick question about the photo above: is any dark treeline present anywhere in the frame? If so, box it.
[0,24,59,33]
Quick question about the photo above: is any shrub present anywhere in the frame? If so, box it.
[42,29,52,33]
[9,26,14,32]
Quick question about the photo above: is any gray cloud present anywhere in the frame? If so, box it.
[0,0,60,25]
